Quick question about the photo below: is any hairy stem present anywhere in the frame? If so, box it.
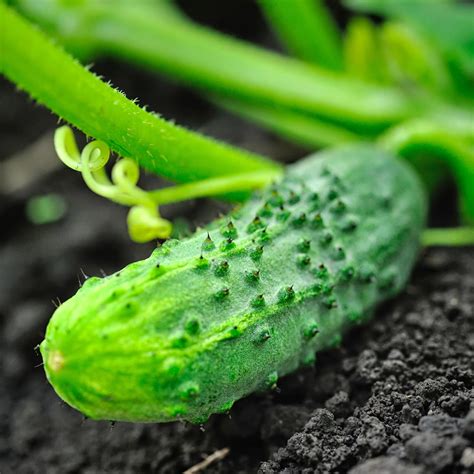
[13,0,414,133]
[258,0,343,69]
[1,3,278,187]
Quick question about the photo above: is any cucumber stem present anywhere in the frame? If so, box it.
[13,0,414,132]
[379,119,474,223]
[422,227,474,247]
[258,0,343,69]
[148,171,282,205]
[1,3,277,186]
[213,96,361,148]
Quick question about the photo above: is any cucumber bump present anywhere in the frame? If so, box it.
[40,145,427,423]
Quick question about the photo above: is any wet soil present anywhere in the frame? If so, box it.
[1,4,473,473]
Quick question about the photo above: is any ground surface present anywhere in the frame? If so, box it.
[1,4,473,473]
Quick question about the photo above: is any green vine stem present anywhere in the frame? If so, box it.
[14,0,473,153]
[54,126,281,242]
[422,227,474,247]
[258,0,343,69]
[379,119,474,223]
[1,3,278,189]
[14,0,348,151]
[12,0,415,133]
[214,97,361,148]
[147,171,280,205]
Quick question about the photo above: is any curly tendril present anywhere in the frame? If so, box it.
[54,126,172,242]
[54,126,281,243]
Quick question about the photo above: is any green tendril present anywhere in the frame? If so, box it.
[55,126,170,242]
[54,126,280,243]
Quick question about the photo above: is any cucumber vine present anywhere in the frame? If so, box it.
[1,2,278,185]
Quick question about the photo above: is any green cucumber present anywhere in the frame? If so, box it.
[40,145,426,423]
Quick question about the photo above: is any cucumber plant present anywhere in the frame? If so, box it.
[1,1,473,423]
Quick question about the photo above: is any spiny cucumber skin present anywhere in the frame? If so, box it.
[40,145,427,423]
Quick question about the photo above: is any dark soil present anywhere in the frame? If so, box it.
[1,4,473,473]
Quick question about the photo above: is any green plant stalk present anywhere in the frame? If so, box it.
[379,120,474,223]
[13,0,415,133]
[148,171,282,205]
[258,0,343,69]
[215,96,361,148]
[0,3,278,187]
[13,0,363,149]
[15,0,472,159]
[422,227,474,247]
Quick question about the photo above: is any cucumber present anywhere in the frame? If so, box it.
[40,145,427,423]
